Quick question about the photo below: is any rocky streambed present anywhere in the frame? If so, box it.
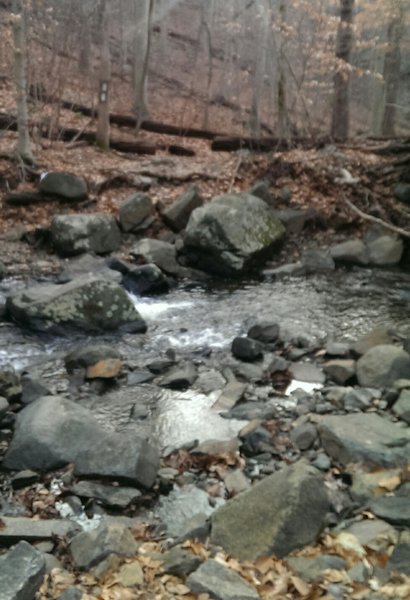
[1,178,410,599]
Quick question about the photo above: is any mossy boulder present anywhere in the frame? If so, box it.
[6,276,146,334]
[51,213,122,256]
[183,192,286,276]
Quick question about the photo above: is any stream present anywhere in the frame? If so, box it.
[1,266,410,450]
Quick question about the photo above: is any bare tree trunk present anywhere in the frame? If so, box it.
[382,4,403,136]
[276,0,289,140]
[12,0,34,165]
[331,0,355,141]
[249,3,269,137]
[133,0,154,128]
[96,0,110,149]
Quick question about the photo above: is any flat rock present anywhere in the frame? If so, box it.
[330,239,369,265]
[118,192,153,233]
[161,545,202,577]
[187,559,260,600]
[323,360,356,385]
[159,362,198,389]
[290,363,325,384]
[231,337,263,362]
[387,543,410,576]
[212,380,247,412]
[318,413,410,467]
[70,481,142,509]
[393,389,410,424]
[156,486,215,538]
[369,496,410,527]
[0,541,46,600]
[210,460,329,559]
[0,517,80,543]
[58,253,122,284]
[344,519,399,552]
[3,396,159,489]
[286,555,347,582]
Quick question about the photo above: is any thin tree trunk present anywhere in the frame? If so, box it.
[331,0,355,141]
[96,0,110,150]
[133,0,154,129]
[277,0,289,141]
[12,0,34,164]
[382,7,403,136]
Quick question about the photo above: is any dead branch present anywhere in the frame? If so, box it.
[343,196,410,239]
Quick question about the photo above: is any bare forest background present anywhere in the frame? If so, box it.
[1,0,410,167]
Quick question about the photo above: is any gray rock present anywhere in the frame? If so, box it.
[369,496,410,527]
[0,517,80,543]
[394,183,410,204]
[210,460,329,560]
[162,185,204,231]
[183,192,286,276]
[51,213,122,256]
[367,235,403,266]
[20,374,50,405]
[249,180,274,206]
[156,486,215,538]
[346,519,399,552]
[58,253,122,284]
[275,209,308,235]
[118,192,153,232]
[161,545,202,577]
[263,261,305,278]
[387,543,410,575]
[247,322,279,344]
[130,238,185,277]
[70,521,138,570]
[0,541,46,600]
[286,555,347,582]
[223,401,276,421]
[290,423,318,450]
[302,249,335,273]
[7,276,146,334]
[159,362,197,389]
[231,337,263,362]
[318,413,410,467]
[343,387,376,411]
[393,389,410,423]
[187,559,260,600]
[224,469,251,495]
[290,363,325,384]
[212,380,247,412]
[0,366,22,401]
[11,470,40,490]
[330,239,369,265]
[39,171,87,201]
[356,345,410,388]
[123,264,170,295]
[353,326,398,356]
[70,481,141,509]
[0,395,9,419]
[312,453,331,471]
[323,360,356,385]
[3,396,159,489]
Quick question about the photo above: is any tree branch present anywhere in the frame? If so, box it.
[343,196,410,239]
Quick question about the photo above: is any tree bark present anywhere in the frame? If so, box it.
[96,0,110,150]
[133,0,154,128]
[382,6,403,137]
[331,0,355,142]
[12,0,34,165]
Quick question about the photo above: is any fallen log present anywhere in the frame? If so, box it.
[4,191,45,206]
[30,93,222,140]
[211,136,292,152]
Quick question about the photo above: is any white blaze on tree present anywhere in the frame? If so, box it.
[12,0,34,165]
[96,0,111,150]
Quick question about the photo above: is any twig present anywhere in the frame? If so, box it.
[343,196,410,239]
[228,154,243,193]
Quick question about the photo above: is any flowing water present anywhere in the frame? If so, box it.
[1,267,410,449]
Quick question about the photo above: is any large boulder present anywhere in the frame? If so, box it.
[3,396,159,488]
[130,238,185,276]
[356,344,410,388]
[6,275,146,334]
[318,413,410,467]
[183,192,286,276]
[210,460,329,560]
[39,171,88,201]
[51,213,122,255]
